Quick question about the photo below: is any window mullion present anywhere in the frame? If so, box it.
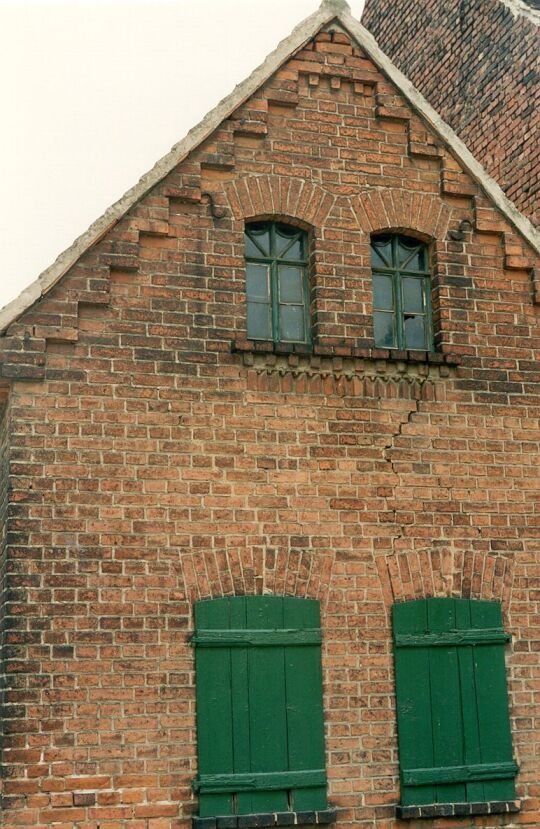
[423,276,434,352]
[303,265,311,346]
[395,270,404,350]
[271,260,279,343]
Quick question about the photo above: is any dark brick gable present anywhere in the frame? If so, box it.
[362,0,540,226]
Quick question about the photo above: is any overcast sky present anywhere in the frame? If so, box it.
[1,0,365,313]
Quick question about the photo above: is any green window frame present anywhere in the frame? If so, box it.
[393,598,518,810]
[245,222,311,345]
[371,234,433,351]
[193,595,329,818]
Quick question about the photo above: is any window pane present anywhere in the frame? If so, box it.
[404,314,427,349]
[398,237,426,271]
[374,311,395,348]
[373,274,394,310]
[279,305,305,342]
[246,263,270,302]
[245,224,270,257]
[276,225,304,260]
[278,266,304,303]
[402,277,424,313]
[371,235,392,268]
[247,302,272,340]
[280,237,303,260]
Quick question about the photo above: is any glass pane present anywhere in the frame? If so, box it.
[404,314,427,349]
[397,237,426,271]
[373,311,395,348]
[279,305,305,342]
[371,235,392,268]
[373,274,394,311]
[247,301,272,340]
[245,223,270,257]
[277,228,304,260]
[279,266,304,303]
[402,277,424,313]
[246,263,270,302]
[280,236,304,260]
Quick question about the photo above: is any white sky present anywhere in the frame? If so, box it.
[1,0,365,313]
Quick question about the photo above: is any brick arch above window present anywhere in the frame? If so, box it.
[351,189,452,240]
[376,550,515,615]
[179,547,335,607]
[225,175,335,227]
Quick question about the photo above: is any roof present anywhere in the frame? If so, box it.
[1,0,539,336]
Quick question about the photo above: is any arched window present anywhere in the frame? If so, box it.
[371,234,433,351]
[245,222,310,345]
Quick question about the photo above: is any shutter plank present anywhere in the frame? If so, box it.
[455,599,484,802]
[284,597,327,811]
[427,598,466,804]
[393,600,435,806]
[470,601,516,802]
[195,599,235,817]
[231,597,253,815]
[246,596,289,813]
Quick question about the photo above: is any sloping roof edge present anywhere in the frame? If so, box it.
[1,0,539,336]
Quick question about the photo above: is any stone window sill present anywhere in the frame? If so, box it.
[193,809,337,829]
[231,339,461,367]
[396,800,520,820]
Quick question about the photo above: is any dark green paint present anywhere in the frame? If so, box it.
[194,769,327,794]
[192,629,322,646]
[402,761,518,787]
[394,629,510,647]
[194,599,235,817]
[194,596,328,817]
[393,598,517,808]
[393,599,435,806]
[246,596,289,812]
[283,596,327,811]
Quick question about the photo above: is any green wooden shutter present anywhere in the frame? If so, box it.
[194,596,328,817]
[393,598,517,807]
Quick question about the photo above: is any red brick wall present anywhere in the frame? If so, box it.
[0,28,539,829]
[362,0,540,226]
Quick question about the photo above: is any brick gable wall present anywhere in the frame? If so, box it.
[0,28,539,828]
[362,0,540,226]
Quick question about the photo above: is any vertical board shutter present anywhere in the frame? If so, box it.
[194,596,327,817]
[393,598,517,807]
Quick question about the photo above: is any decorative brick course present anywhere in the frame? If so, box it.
[0,23,538,829]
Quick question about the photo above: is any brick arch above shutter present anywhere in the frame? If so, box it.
[351,189,452,240]
[225,175,335,227]
[376,550,515,615]
[179,547,335,607]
